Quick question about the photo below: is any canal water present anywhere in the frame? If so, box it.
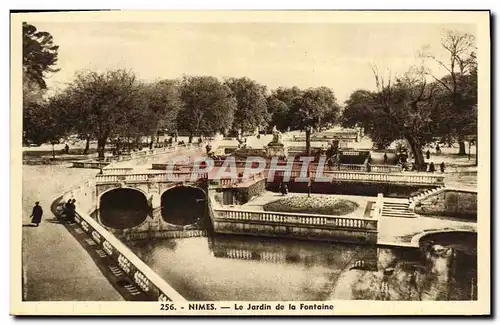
[127,233,477,301]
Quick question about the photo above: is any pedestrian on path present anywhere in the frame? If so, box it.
[30,202,43,227]
[440,161,445,173]
[425,149,431,160]
[383,152,388,164]
[67,199,76,223]
[428,162,435,173]
[280,182,288,196]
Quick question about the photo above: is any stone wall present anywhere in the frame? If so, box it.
[415,189,477,219]
[213,220,378,244]
[233,179,267,204]
[266,180,437,198]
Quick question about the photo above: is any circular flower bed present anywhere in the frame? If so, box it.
[263,196,359,216]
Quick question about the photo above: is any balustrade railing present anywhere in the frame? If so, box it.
[213,208,378,231]
[60,180,186,301]
[97,167,443,186]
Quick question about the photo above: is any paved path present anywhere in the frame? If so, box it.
[22,164,123,301]
[377,214,476,248]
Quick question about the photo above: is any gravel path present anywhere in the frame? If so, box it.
[21,164,123,301]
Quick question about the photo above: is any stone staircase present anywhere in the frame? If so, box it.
[381,200,416,218]
[408,186,446,210]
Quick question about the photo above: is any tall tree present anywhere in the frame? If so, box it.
[290,87,341,155]
[22,22,60,145]
[272,86,303,120]
[58,69,139,159]
[224,77,269,133]
[266,96,290,131]
[23,22,60,90]
[423,30,477,155]
[343,67,438,170]
[177,76,236,142]
[135,80,181,148]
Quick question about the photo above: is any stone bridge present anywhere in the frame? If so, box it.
[95,172,210,240]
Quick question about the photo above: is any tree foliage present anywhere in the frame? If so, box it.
[177,76,236,140]
[423,30,477,154]
[23,22,60,90]
[224,77,269,133]
[290,87,341,155]
[54,69,139,158]
[290,86,341,131]
[266,96,290,131]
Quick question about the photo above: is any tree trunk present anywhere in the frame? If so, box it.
[97,137,107,160]
[188,133,193,144]
[475,137,478,166]
[458,140,466,155]
[305,128,311,156]
[52,144,55,159]
[406,135,425,171]
[83,135,90,155]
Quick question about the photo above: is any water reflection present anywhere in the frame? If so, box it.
[127,233,476,301]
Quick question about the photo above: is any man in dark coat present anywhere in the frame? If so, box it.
[280,182,288,196]
[440,161,445,173]
[428,162,436,173]
[67,199,76,223]
[30,202,43,227]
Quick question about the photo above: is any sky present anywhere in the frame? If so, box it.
[31,21,475,103]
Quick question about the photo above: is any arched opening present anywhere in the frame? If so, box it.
[99,188,149,229]
[161,186,206,225]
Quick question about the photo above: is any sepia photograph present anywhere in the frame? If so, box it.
[10,10,490,316]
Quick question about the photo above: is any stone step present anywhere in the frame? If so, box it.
[382,210,414,215]
[384,205,410,210]
[384,203,409,207]
[381,212,416,218]
[384,207,410,211]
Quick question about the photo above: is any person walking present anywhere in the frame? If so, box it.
[383,152,388,164]
[64,143,69,154]
[67,199,76,223]
[435,144,441,155]
[440,161,445,173]
[425,149,431,160]
[428,162,435,173]
[30,202,43,227]
[280,182,288,196]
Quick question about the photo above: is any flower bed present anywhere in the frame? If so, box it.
[263,196,359,216]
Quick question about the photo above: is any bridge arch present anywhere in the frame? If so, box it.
[160,185,206,225]
[99,187,149,229]
[412,229,477,248]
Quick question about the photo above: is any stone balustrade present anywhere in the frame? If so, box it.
[60,181,186,302]
[73,143,201,169]
[213,208,378,231]
[96,171,208,184]
[97,168,443,186]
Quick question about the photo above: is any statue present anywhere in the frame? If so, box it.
[271,126,282,144]
[266,125,287,157]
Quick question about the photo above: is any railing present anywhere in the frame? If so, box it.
[213,208,378,231]
[74,143,202,168]
[97,168,444,186]
[101,167,135,174]
[96,171,208,184]
[60,180,186,302]
[214,171,267,187]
